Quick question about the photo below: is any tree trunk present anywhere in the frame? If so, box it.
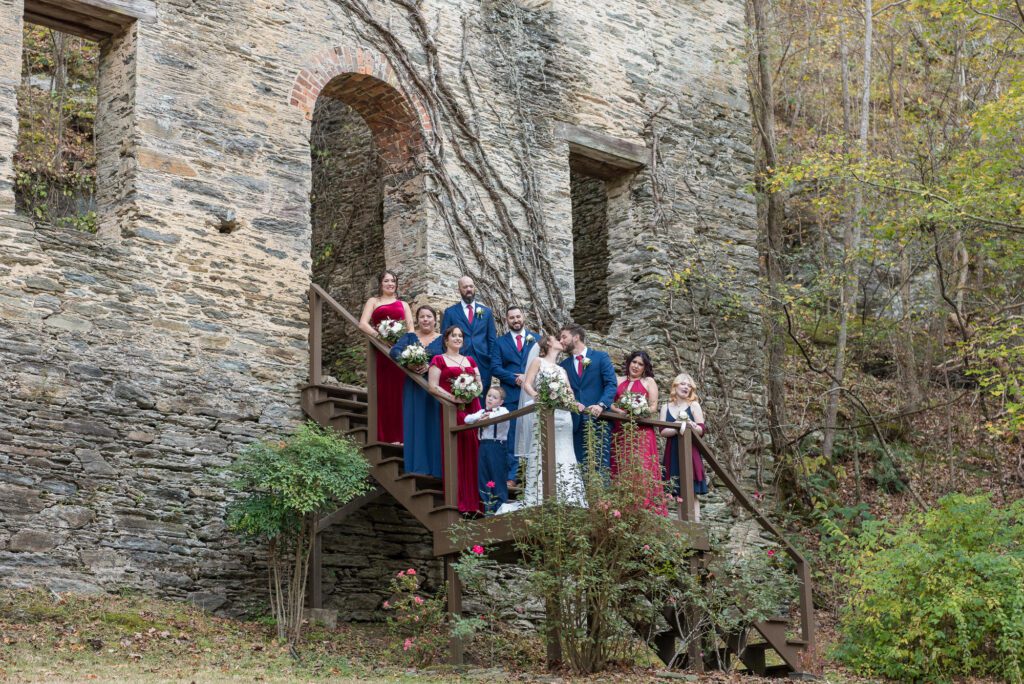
[823,0,871,467]
[748,0,789,458]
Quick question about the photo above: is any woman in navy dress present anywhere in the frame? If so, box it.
[659,372,708,521]
[389,306,444,478]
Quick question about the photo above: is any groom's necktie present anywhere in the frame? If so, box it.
[516,334,523,352]
[576,354,584,376]
[466,303,474,323]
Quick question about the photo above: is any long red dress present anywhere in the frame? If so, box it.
[611,379,667,515]
[370,300,406,443]
[430,354,482,514]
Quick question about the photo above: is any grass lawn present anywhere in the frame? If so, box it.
[0,589,881,683]
[0,589,490,683]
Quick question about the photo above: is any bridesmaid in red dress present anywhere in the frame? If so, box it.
[610,351,667,515]
[427,326,482,514]
[358,270,414,444]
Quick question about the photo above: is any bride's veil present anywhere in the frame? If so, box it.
[514,340,541,466]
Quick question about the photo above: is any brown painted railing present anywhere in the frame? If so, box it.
[307,283,813,651]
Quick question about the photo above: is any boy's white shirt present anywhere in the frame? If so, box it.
[465,405,509,423]
[465,405,511,441]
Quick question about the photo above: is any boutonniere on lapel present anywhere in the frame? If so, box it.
[525,334,535,343]
[475,306,485,318]
[582,357,592,369]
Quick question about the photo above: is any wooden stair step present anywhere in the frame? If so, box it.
[744,638,806,651]
[396,473,443,490]
[314,397,367,409]
[411,489,445,505]
[762,664,793,676]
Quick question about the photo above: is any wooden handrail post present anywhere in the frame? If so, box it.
[442,403,459,510]
[541,408,557,501]
[798,560,815,648]
[365,339,378,442]
[309,287,322,385]
[680,427,696,522]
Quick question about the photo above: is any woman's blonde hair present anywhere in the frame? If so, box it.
[671,372,699,402]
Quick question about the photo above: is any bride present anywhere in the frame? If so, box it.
[497,334,586,513]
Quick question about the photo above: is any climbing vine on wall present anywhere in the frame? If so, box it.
[325,0,569,328]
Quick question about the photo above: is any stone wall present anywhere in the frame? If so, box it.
[0,1,21,211]
[94,24,138,239]
[0,0,764,611]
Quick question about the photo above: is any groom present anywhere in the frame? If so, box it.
[558,323,617,470]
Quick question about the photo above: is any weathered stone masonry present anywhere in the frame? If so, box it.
[1,0,763,613]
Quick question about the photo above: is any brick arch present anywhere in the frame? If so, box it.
[289,46,431,169]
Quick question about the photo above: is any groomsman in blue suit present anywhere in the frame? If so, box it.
[492,305,538,486]
[558,323,617,470]
[440,276,498,391]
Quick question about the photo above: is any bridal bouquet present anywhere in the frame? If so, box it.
[396,343,429,369]
[535,368,578,412]
[376,319,404,344]
[451,372,483,402]
[614,391,650,418]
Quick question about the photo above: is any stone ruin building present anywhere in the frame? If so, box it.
[0,0,782,651]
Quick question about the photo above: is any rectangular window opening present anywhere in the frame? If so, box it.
[16,2,140,238]
[15,23,100,233]
[569,155,616,334]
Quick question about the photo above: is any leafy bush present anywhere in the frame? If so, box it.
[678,544,798,670]
[225,422,371,649]
[382,567,449,666]
[504,420,797,674]
[833,494,1024,683]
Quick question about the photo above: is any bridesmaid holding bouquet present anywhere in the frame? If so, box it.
[390,305,444,478]
[428,326,483,514]
[610,351,666,515]
[358,270,414,444]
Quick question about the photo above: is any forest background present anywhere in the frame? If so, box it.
[10,0,1024,678]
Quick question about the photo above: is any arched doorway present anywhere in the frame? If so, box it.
[294,49,429,382]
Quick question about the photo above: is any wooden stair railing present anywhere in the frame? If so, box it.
[303,284,813,676]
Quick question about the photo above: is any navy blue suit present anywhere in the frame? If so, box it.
[492,329,538,480]
[441,301,498,391]
[560,349,617,469]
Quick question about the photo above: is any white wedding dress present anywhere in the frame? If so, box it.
[497,353,586,513]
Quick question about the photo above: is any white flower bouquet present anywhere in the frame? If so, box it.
[376,319,404,344]
[614,391,650,418]
[451,372,483,403]
[397,343,429,369]
[535,368,578,412]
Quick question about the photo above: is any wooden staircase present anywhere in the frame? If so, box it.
[302,283,817,677]
[301,382,461,535]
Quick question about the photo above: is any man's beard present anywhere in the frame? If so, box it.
[508,322,524,332]
[461,294,474,304]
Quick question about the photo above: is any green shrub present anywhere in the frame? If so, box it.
[833,494,1024,683]
[503,419,797,674]
[225,422,371,649]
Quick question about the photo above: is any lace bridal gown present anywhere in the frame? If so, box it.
[497,352,587,513]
